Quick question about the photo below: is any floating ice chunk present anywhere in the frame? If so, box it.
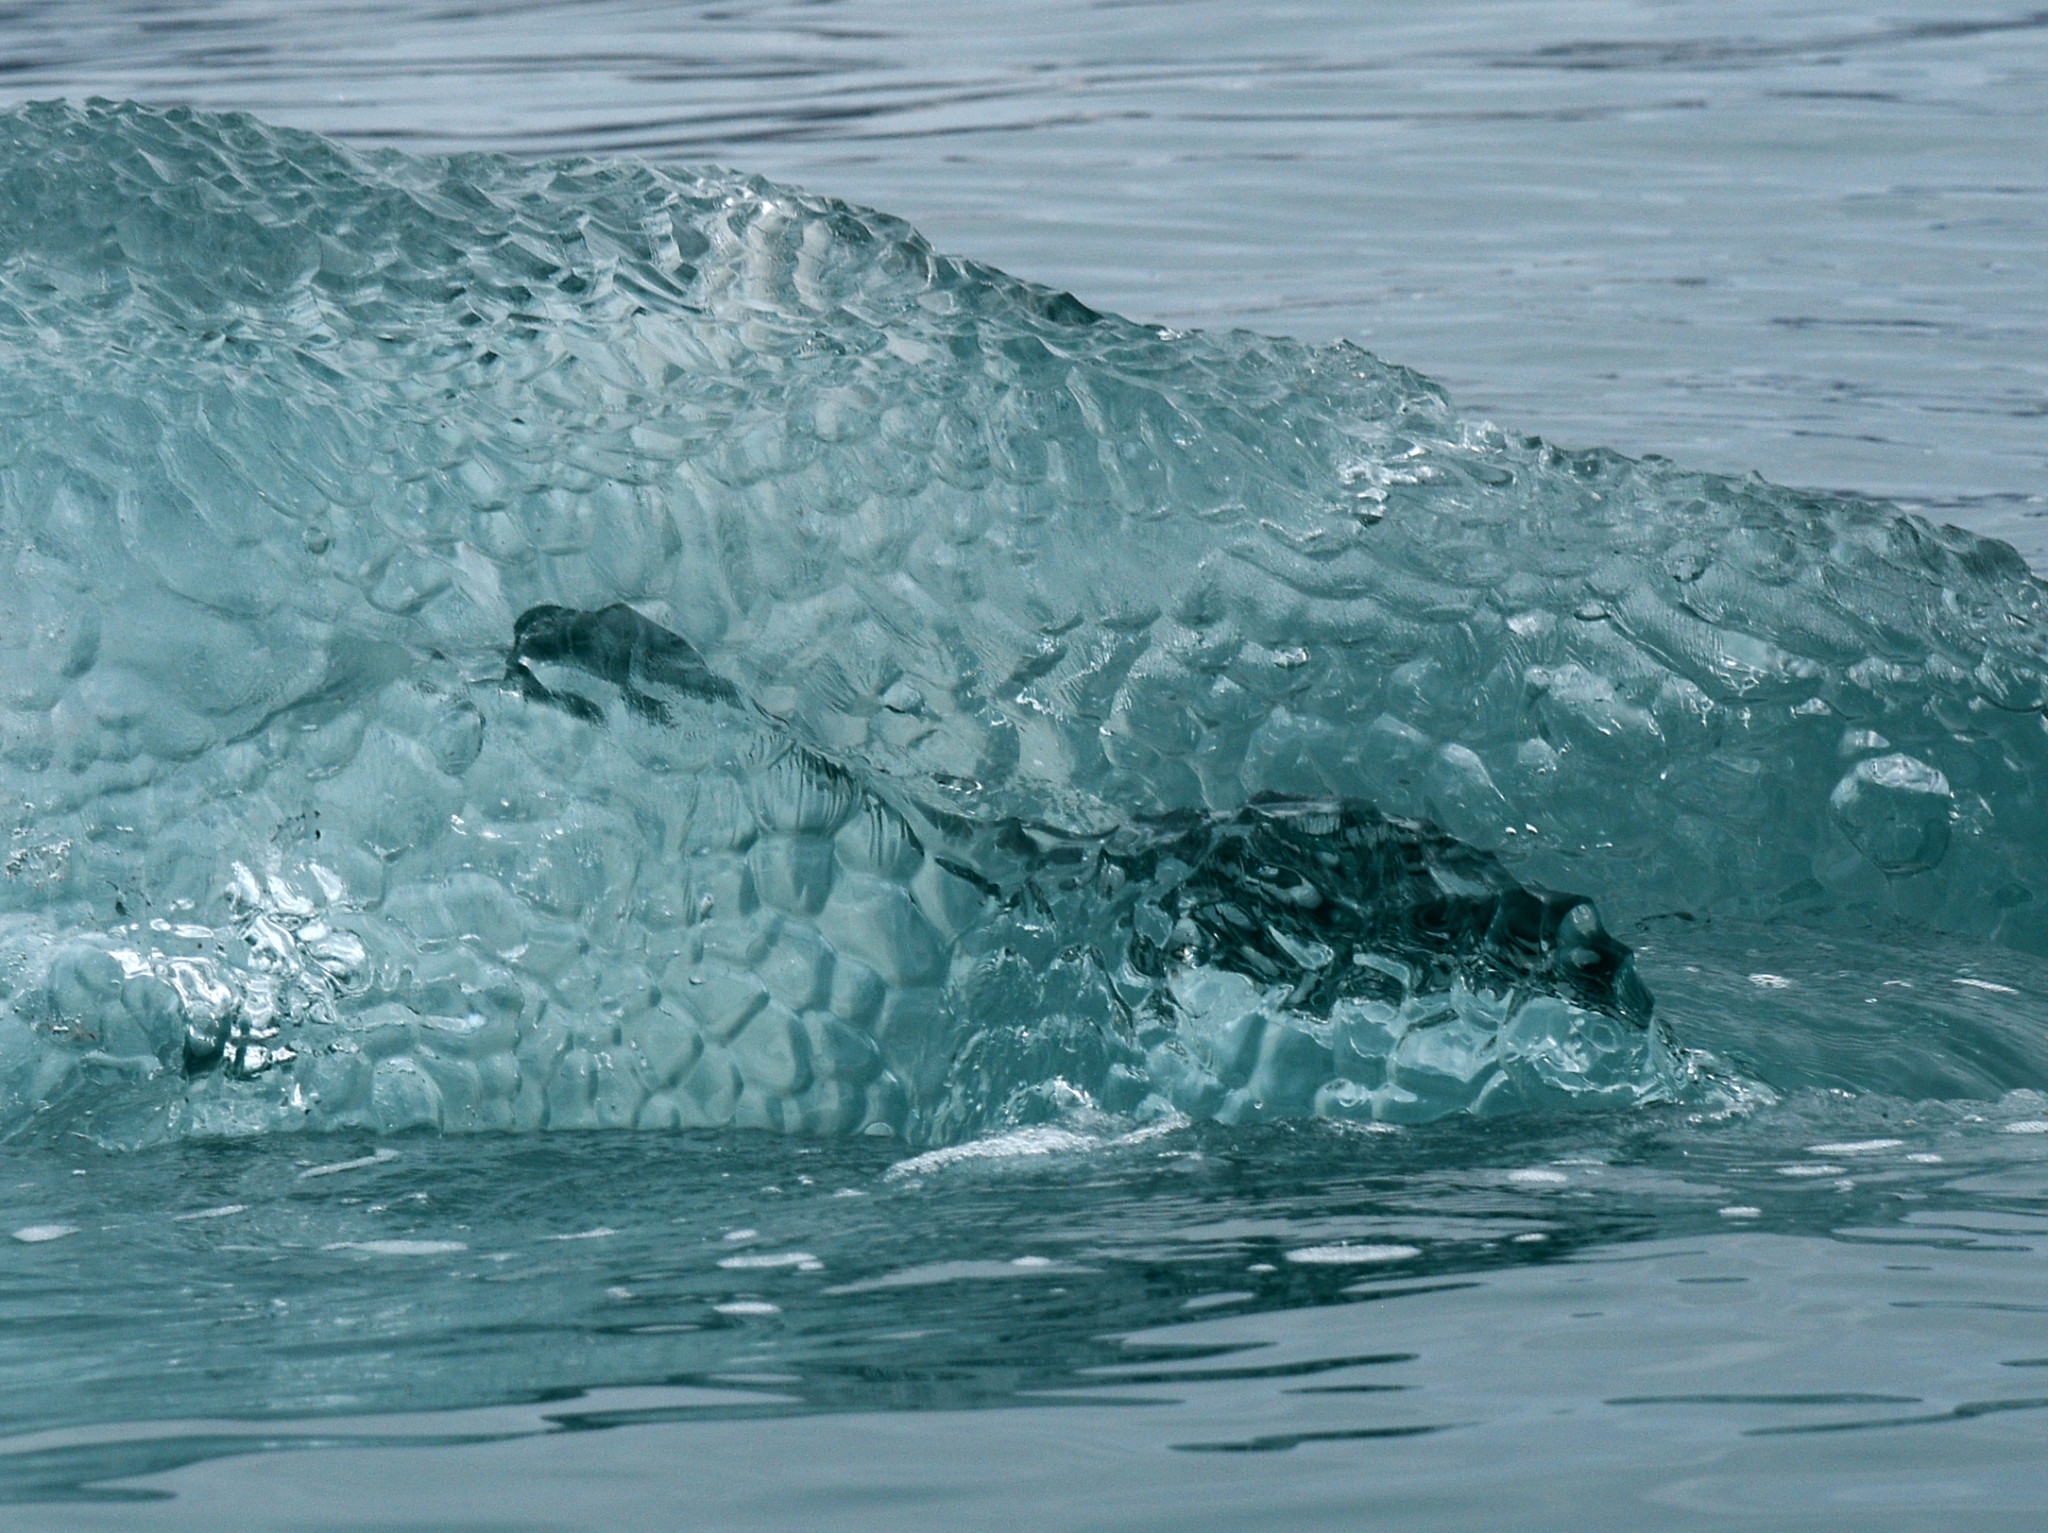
[823,1259,1088,1294]
[717,1252,823,1271]
[1284,1243,1421,1265]
[298,1150,402,1180]
[323,1240,468,1256]
[887,1128,1102,1177]
[10,1225,77,1243]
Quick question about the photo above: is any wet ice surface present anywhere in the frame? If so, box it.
[7,102,2048,1152]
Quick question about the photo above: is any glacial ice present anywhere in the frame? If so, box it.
[4,101,2047,1142]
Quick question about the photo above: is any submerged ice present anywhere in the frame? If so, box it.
[2,102,2046,1143]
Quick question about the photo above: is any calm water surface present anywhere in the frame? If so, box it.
[3,3,2047,1528]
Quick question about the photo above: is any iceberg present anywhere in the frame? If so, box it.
[2,101,2044,1141]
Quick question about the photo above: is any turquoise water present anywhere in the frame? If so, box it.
[2,5,2047,1528]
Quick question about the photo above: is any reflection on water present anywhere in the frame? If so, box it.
[1,0,2044,551]
[4,1098,2048,1516]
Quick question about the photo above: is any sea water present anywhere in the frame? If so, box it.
[1,5,2046,1528]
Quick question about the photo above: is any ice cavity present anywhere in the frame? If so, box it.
[2,101,2044,1140]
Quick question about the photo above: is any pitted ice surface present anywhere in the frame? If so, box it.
[2,102,2045,1143]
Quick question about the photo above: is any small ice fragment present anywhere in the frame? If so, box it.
[1748,974,1793,989]
[1805,1140,1903,1155]
[323,1239,467,1256]
[833,1189,866,1198]
[173,1205,247,1221]
[1905,1153,1944,1163]
[1507,1169,1569,1185]
[298,1149,400,1180]
[2004,1121,2048,1135]
[1284,1243,1421,1265]
[1777,1164,1847,1177]
[1512,1232,1549,1243]
[1011,1256,1052,1268]
[717,1251,821,1271]
[885,1127,1098,1177]
[1955,978,2019,995]
[545,1227,616,1241]
[714,1301,782,1316]
[723,1228,759,1242]
[11,1225,76,1243]
[1718,1206,1762,1219]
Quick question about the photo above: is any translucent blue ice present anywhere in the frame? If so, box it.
[4,102,2045,1143]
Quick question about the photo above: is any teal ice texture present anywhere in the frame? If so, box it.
[3,101,2047,1146]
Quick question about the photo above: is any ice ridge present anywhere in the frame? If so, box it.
[1,101,2044,1142]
